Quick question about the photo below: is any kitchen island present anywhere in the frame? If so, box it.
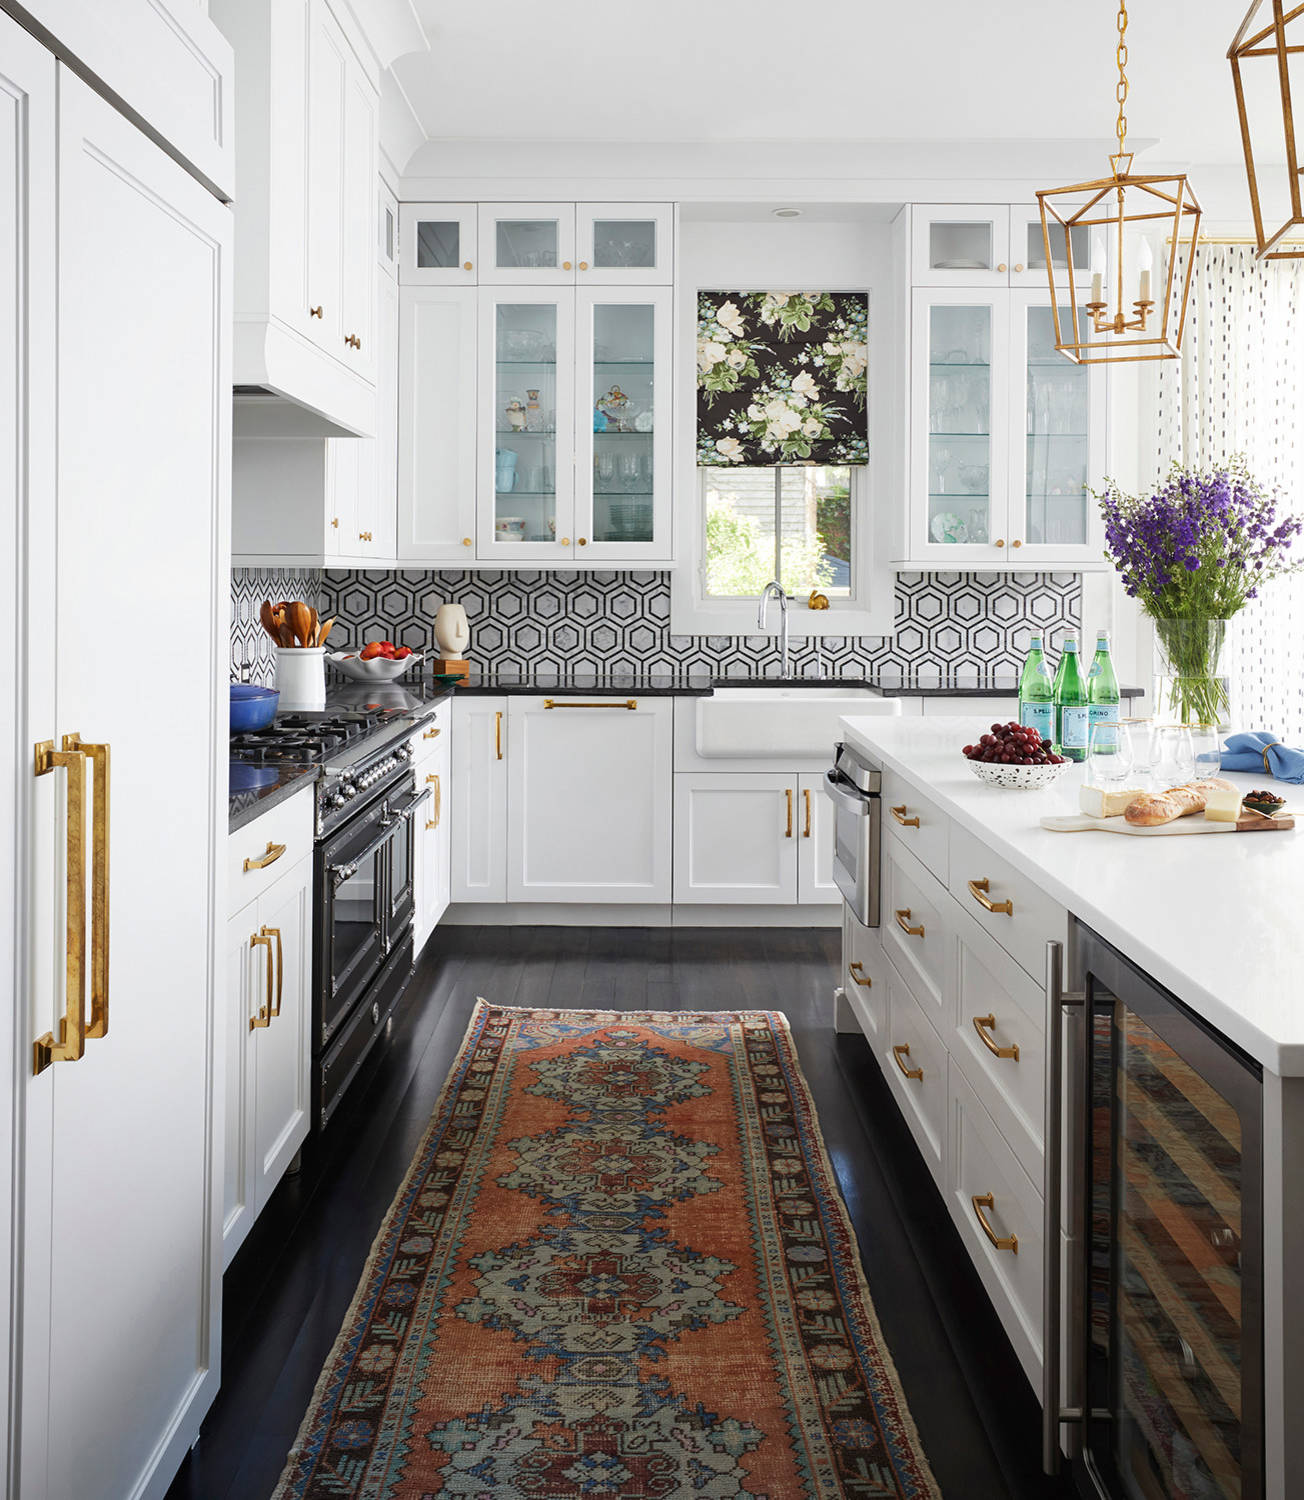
[836,714,1303,1500]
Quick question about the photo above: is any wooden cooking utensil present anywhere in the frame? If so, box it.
[307,606,319,647]
[290,601,313,648]
[278,622,295,648]
[316,616,335,648]
[259,600,278,641]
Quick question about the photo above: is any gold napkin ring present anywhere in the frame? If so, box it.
[1262,741,1283,773]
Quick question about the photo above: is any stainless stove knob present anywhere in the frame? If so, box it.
[344,784,357,798]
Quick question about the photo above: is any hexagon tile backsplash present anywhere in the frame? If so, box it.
[230,568,1081,686]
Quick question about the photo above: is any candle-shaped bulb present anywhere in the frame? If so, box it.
[1138,238,1153,303]
[1090,231,1106,304]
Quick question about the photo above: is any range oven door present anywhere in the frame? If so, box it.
[382,780,431,951]
[825,762,881,927]
[1071,923,1263,1500]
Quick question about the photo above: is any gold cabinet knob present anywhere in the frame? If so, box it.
[1012,539,1023,548]
[577,537,587,546]
[345,333,361,350]
[579,261,589,270]
[462,537,472,547]
[560,537,571,546]
[1014,263,1025,273]
[310,305,323,318]
[994,538,1006,548]
[996,263,1007,273]
[463,260,473,270]
[562,260,572,270]
[331,517,339,528]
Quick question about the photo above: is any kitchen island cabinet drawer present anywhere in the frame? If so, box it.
[410,699,452,768]
[228,786,315,909]
[882,839,952,1027]
[879,960,948,1180]
[840,906,888,1041]
[948,820,1066,982]
[950,901,1045,1185]
[881,767,949,884]
[947,1065,1044,1388]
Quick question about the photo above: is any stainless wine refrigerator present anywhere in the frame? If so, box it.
[1047,922,1263,1500]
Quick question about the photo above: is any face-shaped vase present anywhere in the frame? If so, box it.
[434,603,470,656]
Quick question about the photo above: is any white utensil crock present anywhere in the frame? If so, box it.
[275,646,326,710]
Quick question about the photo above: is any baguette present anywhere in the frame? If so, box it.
[1123,777,1237,827]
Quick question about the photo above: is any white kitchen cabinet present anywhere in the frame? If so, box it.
[400,202,478,284]
[451,697,508,903]
[411,707,452,950]
[576,204,674,284]
[906,285,1105,568]
[213,0,379,436]
[797,770,840,905]
[224,831,313,1268]
[911,204,1089,290]
[397,285,479,563]
[507,697,673,903]
[673,774,799,904]
[479,202,578,283]
[13,47,231,1500]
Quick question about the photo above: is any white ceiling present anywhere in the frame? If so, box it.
[395,0,1251,164]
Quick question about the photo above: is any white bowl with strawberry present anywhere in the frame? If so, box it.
[962,721,1071,790]
[328,641,424,682]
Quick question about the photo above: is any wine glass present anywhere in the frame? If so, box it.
[1190,724,1223,782]
[1156,726,1196,788]
[1087,721,1130,788]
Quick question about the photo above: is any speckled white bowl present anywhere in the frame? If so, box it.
[967,758,1070,791]
[328,650,424,683]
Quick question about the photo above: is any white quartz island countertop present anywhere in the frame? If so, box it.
[841,715,1304,1076]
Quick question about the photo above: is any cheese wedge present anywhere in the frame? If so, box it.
[1079,784,1146,819]
[1203,785,1243,822]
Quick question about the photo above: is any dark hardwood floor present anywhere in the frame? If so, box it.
[165,925,1073,1500]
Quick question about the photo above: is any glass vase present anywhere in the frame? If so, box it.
[1151,618,1232,730]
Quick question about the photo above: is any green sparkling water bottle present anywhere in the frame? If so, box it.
[1087,630,1120,753]
[1052,632,1089,761]
[1017,635,1055,745]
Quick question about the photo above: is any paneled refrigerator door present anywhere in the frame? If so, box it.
[23,69,230,1500]
[575,287,672,561]
[1009,289,1106,566]
[478,289,576,560]
[1076,925,1263,1500]
[910,288,1010,563]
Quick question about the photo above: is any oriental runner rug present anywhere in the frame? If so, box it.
[273,1004,939,1499]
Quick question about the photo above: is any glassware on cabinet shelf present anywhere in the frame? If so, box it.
[494,220,559,270]
[927,304,992,546]
[592,219,657,269]
[495,302,559,544]
[1024,305,1090,549]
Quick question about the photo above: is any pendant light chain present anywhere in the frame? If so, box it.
[1115,3,1130,159]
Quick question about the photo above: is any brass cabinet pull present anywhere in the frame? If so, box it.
[462,537,472,547]
[33,738,89,1073]
[244,841,286,873]
[495,710,503,760]
[891,1042,923,1080]
[847,961,872,988]
[560,537,571,546]
[971,1192,1018,1253]
[249,930,272,1031]
[309,305,323,318]
[894,907,925,938]
[64,733,110,1041]
[543,699,637,710]
[462,260,472,271]
[578,537,588,546]
[803,788,812,838]
[423,726,441,739]
[578,260,589,270]
[996,262,1008,272]
[785,788,793,838]
[263,925,283,1018]
[1011,539,1023,548]
[973,1013,1020,1061]
[968,877,1013,915]
[1013,262,1025,273]
[345,333,362,350]
[562,260,573,270]
[432,772,441,828]
[890,804,919,828]
[331,517,339,528]
[994,538,1006,548]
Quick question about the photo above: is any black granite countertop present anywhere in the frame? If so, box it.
[857,674,1146,699]
[229,764,317,833]
[448,671,714,697]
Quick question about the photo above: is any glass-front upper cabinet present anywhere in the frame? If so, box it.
[477,291,576,560]
[575,288,672,559]
[1013,209,1090,289]
[911,205,1013,286]
[478,203,578,284]
[576,204,673,284]
[399,203,477,284]
[1010,289,1105,564]
[910,290,1008,560]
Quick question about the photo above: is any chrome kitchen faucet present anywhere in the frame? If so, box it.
[758,580,790,677]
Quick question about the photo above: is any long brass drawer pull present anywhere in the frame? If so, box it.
[803,788,812,838]
[249,930,273,1031]
[894,908,925,938]
[65,733,111,1041]
[495,711,503,760]
[847,961,872,988]
[428,772,441,830]
[972,1192,1018,1253]
[891,1042,923,1080]
[785,788,793,838]
[973,1013,1020,1061]
[33,738,89,1073]
[263,926,284,1018]
[244,841,286,873]
[542,699,637,710]
[968,877,1013,915]
[890,804,919,828]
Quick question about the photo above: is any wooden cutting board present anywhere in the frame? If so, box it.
[1041,811,1295,836]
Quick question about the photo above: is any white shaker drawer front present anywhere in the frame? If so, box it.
[882,768,949,885]
[841,906,888,1041]
[410,701,452,768]
[950,902,1046,1185]
[948,821,1066,982]
[882,840,952,1026]
[948,1064,1044,1388]
[880,961,948,1180]
[227,787,315,913]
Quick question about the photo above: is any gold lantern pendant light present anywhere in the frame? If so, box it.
[1230,1,1304,259]
[1036,2,1202,364]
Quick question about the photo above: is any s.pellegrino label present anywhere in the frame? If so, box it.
[1052,632,1089,761]
[1087,630,1120,751]
[1018,635,1055,742]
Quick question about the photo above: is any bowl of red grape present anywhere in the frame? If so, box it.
[962,722,1070,790]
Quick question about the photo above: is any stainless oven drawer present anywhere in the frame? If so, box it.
[826,768,881,927]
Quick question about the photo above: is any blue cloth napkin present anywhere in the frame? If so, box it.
[1220,731,1304,784]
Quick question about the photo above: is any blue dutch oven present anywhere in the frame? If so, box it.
[230,683,280,733]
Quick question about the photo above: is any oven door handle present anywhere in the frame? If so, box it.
[389,785,432,823]
[823,770,873,816]
[328,818,402,886]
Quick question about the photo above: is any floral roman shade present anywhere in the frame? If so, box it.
[696,291,868,466]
